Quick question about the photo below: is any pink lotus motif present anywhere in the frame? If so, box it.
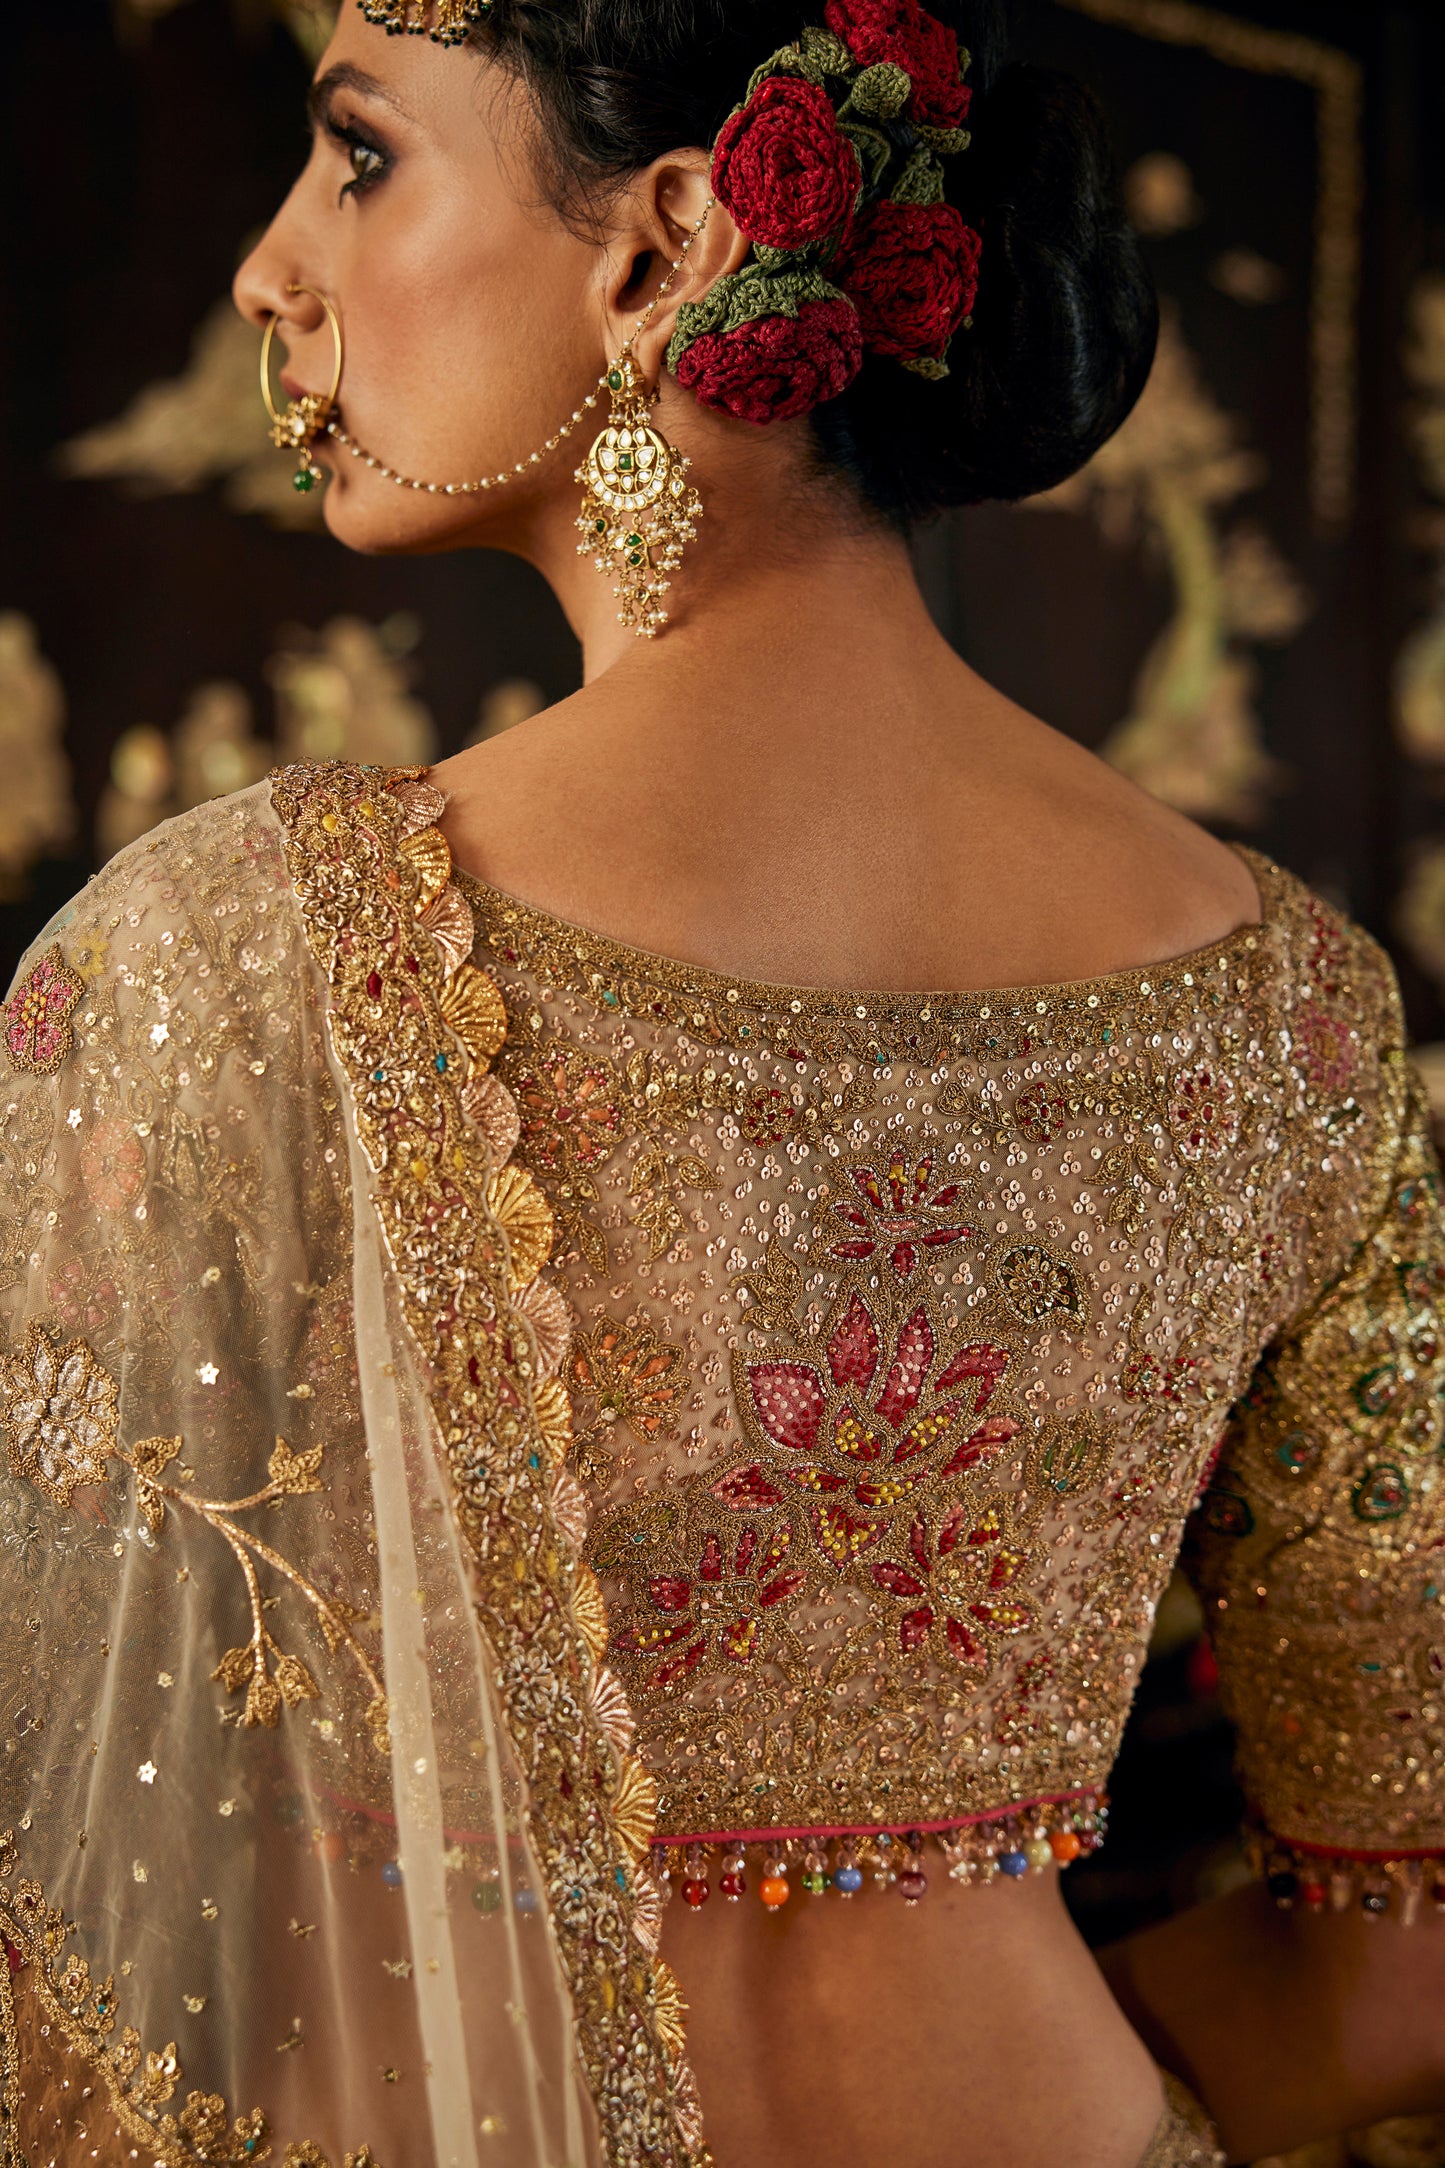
[737,1289,1017,1572]
[611,1517,805,1690]
[869,1495,1036,1667]
[824,1152,976,1281]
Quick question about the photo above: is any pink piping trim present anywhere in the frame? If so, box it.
[657,1788,1099,1850]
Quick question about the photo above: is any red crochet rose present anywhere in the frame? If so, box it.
[674,298,863,425]
[835,199,980,360]
[711,77,861,249]
[824,0,973,129]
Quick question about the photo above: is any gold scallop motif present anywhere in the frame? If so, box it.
[588,1663,637,1755]
[609,1752,658,1862]
[419,883,476,976]
[630,1870,663,1957]
[649,1956,688,2057]
[398,824,453,912]
[389,777,448,837]
[517,1273,573,1379]
[461,1070,522,1163]
[485,1160,554,1286]
[551,1465,590,1552]
[572,1560,610,1668]
[532,1374,574,1469]
[441,961,509,1066]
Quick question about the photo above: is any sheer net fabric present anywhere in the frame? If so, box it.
[0,786,599,2168]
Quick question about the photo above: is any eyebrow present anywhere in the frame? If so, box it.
[307,61,407,130]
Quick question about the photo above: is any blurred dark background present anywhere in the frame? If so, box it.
[5,7,1445,2159]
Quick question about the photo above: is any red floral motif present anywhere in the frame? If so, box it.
[611,1517,805,1689]
[711,76,860,249]
[674,297,863,426]
[835,199,981,361]
[4,946,83,1076]
[1293,1004,1356,1096]
[738,1289,1017,1571]
[1166,1061,1240,1162]
[869,1495,1035,1666]
[825,1152,975,1280]
[1014,1081,1068,1146]
[823,0,973,128]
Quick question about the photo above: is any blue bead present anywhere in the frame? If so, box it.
[372,1068,386,1082]
[999,1850,1028,1877]
[528,1451,540,1470]
[381,1859,403,1887]
[614,1866,627,1890]
[834,1865,864,1893]
[435,1052,448,1072]
[514,1886,540,1913]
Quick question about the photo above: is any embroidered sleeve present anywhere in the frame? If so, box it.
[1189,975,1445,1916]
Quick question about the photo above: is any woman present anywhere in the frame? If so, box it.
[2,2,1442,2164]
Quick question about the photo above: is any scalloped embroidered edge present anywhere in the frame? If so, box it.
[268,761,708,2168]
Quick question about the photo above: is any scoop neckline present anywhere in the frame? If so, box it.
[451,842,1278,1023]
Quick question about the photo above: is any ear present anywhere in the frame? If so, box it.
[596,154,751,382]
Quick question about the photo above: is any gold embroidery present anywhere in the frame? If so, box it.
[465,835,1441,1868]
[568,1315,691,1483]
[0,1321,387,1750]
[271,763,707,2168]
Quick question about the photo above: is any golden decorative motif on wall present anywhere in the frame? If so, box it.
[1055,0,1362,531]
[0,615,77,901]
[1034,310,1309,826]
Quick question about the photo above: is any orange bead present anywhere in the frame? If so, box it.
[1049,1830,1082,1863]
[759,1875,790,1909]
[316,1829,347,1864]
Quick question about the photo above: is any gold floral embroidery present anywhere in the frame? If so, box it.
[0,1865,383,2167]
[2,944,83,1076]
[567,1315,691,1483]
[0,1321,387,1749]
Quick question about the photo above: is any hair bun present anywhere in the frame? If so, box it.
[814,54,1159,520]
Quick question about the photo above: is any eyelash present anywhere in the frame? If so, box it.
[327,118,390,201]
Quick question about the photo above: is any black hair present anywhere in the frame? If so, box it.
[470,0,1157,526]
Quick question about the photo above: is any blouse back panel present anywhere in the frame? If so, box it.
[459,850,1395,1849]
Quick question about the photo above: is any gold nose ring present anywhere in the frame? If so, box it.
[260,282,344,494]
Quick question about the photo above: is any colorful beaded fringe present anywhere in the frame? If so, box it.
[1251,1823,1445,1926]
[656,1792,1108,1911]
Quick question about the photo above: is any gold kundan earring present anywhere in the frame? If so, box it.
[294,200,715,638]
[577,345,704,638]
[260,284,343,494]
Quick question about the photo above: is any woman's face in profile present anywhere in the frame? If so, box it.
[233,10,610,557]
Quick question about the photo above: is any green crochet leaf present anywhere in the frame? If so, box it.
[840,61,912,121]
[901,353,950,379]
[890,148,946,206]
[798,25,856,77]
[744,41,825,99]
[665,263,851,374]
[914,123,972,157]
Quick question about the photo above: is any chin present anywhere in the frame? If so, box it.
[318,467,471,556]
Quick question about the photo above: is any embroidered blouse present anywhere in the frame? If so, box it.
[0,763,1441,2168]
[458,845,1445,1891]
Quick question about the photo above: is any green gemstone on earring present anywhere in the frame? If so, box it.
[624,532,643,547]
[627,551,643,566]
[618,452,633,471]
[593,518,607,533]
[293,469,315,493]
[607,369,623,392]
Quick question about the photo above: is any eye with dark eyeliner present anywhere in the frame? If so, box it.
[325,113,392,201]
